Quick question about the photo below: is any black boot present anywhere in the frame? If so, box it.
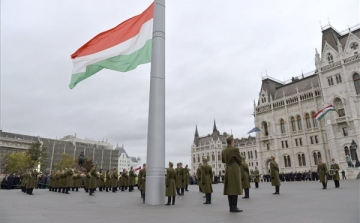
[58,187,62,193]
[176,188,180,195]
[273,186,279,194]
[204,193,211,204]
[181,188,185,195]
[172,196,175,205]
[185,185,189,191]
[165,196,171,205]
[255,182,259,188]
[243,188,249,198]
[66,187,70,194]
[106,187,108,192]
[228,196,232,211]
[143,193,145,204]
[230,195,242,212]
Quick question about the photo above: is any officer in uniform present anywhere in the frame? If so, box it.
[201,158,213,204]
[196,163,202,192]
[128,167,136,192]
[330,159,340,188]
[165,162,176,205]
[270,155,281,194]
[317,159,328,189]
[253,166,260,188]
[222,135,243,213]
[240,156,250,198]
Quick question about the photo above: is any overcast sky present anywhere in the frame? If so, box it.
[1,0,359,166]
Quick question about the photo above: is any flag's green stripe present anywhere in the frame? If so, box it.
[69,39,152,89]
[316,109,334,121]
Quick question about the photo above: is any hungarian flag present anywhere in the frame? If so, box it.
[69,2,154,89]
[314,105,336,121]
[135,165,142,171]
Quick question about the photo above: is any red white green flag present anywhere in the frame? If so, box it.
[314,105,336,121]
[69,3,154,89]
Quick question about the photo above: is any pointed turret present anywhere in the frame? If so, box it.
[213,120,218,132]
[195,125,199,137]
[194,125,199,146]
[315,48,321,68]
[212,120,220,141]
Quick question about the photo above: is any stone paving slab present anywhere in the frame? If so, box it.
[0,180,359,223]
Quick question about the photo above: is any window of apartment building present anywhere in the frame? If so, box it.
[342,127,348,136]
[311,112,318,128]
[284,155,291,167]
[266,143,270,150]
[297,115,302,131]
[327,53,334,64]
[291,117,296,132]
[298,153,306,166]
[327,77,334,86]
[354,73,360,95]
[305,113,311,129]
[335,74,342,84]
[280,119,286,134]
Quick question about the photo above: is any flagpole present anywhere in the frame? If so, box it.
[146,0,165,205]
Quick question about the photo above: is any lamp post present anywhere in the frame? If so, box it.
[350,140,359,167]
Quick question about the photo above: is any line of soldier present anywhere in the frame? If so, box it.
[20,168,39,195]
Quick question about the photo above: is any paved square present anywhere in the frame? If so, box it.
[0,180,359,223]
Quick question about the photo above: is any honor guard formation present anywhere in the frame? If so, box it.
[2,135,345,213]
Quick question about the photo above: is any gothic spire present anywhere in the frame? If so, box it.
[213,119,218,132]
[195,125,199,137]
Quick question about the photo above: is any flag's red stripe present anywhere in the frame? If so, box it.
[314,105,334,118]
[71,3,154,59]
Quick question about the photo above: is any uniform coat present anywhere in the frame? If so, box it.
[317,163,328,183]
[330,163,340,181]
[253,170,260,183]
[201,163,213,194]
[128,170,136,186]
[270,160,281,186]
[240,162,251,189]
[222,145,243,195]
[165,167,176,196]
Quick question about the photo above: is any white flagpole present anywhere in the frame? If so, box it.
[146,0,165,205]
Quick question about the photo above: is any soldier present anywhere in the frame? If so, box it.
[196,163,202,192]
[240,156,251,198]
[65,168,73,194]
[128,167,136,192]
[121,169,129,191]
[139,163,146,203]
[105,170,111,192]
[330,159,340,188]
[184,164,190,191]
[222,135,243,213]
[111,168,119,192]
[138,164,146,198]
[270,155,281,194]
[178,163,185,196]
[26,168,38,195]
[175,163,180,195]
[99,169,105,192]
[165,162,176,205]
[201,158,213,204]
[89,163,97,195]
[317,159,328,189]
[253,166,260,188]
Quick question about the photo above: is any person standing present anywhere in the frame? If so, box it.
[111,168,118,193]
[196,163,202,192]
[138,164,146,198]
[222,135,243,213]
[140,164,147,203]
[317,159,328,189]
[184,164,190,192]
[165,162,176,205]
[201,158,213,204]
[270,156,281,194]
[240,156,250,199]
[128,167,136,192]
[178,163,185,196]
[89,163,97,195]
[105,170,111,192]
[253,166,260,188]
[330,159,340,188]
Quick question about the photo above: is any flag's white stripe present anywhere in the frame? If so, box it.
[72,19,153,74]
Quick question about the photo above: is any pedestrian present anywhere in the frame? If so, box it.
[222,135,243,213]
[240,156,250,199]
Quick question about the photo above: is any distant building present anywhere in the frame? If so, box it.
[190,121,257,176]
[116,146,141,172]
[0,131,141,174]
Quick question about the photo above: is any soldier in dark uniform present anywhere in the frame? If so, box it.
[111,168,118,193]
[184,164,190,192]
[105,170,111,192]
[222,135,243,213]
[240,156,250,199]
[270,155,281,194]
[138,164,146,199]
[175,163,180,195]
[330,159,340,188]
[128,167,136,192]
[317,159,328,189]
[165,162,176,205]
[178,163,185,196]
[201,158,213,204]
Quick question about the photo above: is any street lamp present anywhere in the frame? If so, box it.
[350,140,359,167]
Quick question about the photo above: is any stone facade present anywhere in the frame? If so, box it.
[254,25,360,177]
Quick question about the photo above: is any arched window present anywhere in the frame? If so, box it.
[353,73,360,95]
[207,153,210,161]
[311,112,318,128]
[263,121,269,136]
[212,152,215,161]
[193,155,196,163]
[284,155,291,167]
[197,154,200,163]
[255,150,257,158]
[305,113,311,129]
[333,98,345,117]
[313,152,321,165]
[218,151,221,160]
[280,119,286,134]
[327,53,334,64]
[297,115,302,131]
[298,153,306,166]
[247,151,250,159]
[291,117,296,132]
[350,145,357,161]
[250,151,253,159]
